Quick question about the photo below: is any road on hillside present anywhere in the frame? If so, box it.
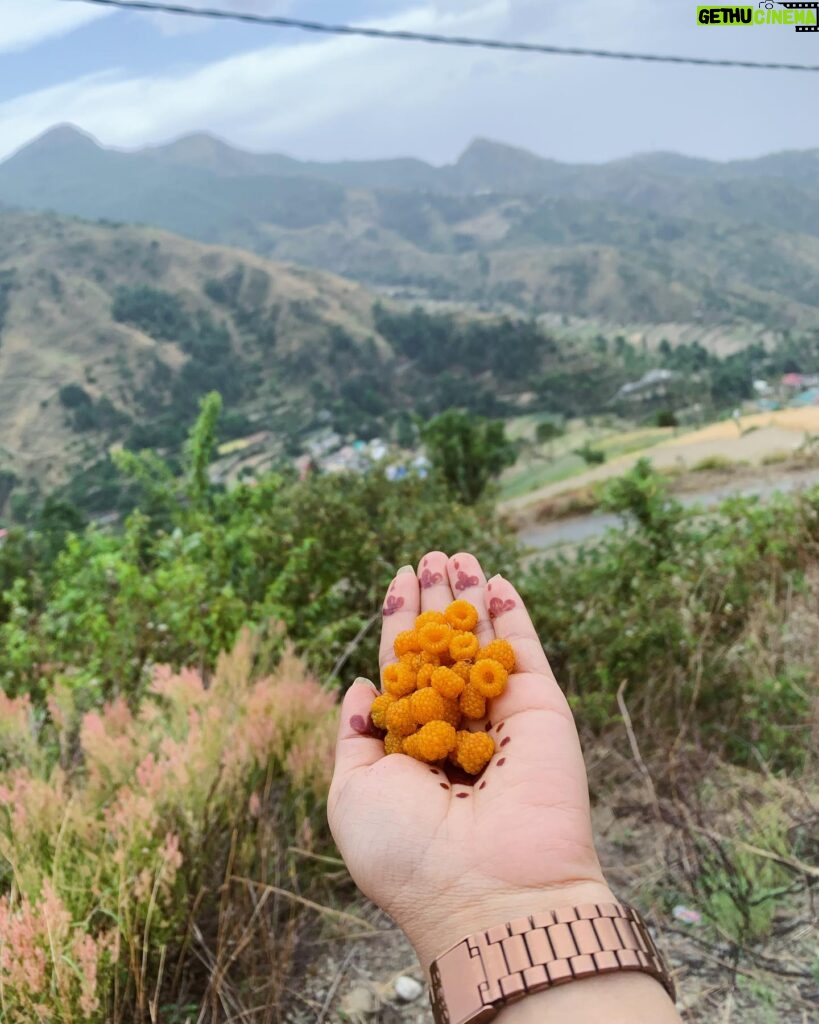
[520,467,819,552]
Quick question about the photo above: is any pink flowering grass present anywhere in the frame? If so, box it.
[0,631,339,1023]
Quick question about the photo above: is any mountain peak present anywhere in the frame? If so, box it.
[144,131,275,176]
[13,124,101,158]
[457,137,544,165]
[149,131,237,156]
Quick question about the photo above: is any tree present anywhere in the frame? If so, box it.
[422,410,516,505]
[535,420,564,445]
[185,391,222,507]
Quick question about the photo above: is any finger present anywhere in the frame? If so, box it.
[482,574,574,722]
[332,678,383,785]
[418,551,454,613]
[446,552,494,648]
[379,565,420,673]
[485,573,553,677]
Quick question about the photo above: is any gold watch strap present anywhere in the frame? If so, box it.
[429,901,676,1024]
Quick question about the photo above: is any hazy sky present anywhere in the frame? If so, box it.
[1,0,818,165]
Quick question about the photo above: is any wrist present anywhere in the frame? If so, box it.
[404,878,617,971]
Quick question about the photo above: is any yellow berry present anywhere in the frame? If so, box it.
[385,697,417,737]
[384,732,405,755]
[445,599,479,632]
[413,721,457,762]
[370,693,397,729]
[453,730,495,775]
[409,688,446,725]
[401,652,422,672]
[382,662,416,698]
[403,733,421,759]
[451,661,472,681]
[477,639,516,673]
[459,683,486,720]
[469,659,508,699]
[394,630,421,657]
[431,666,466,700]
[419,622,453,655]
[420,651,442,667]
[450,631,479,662]
[439,696,462,729]
[416,664,435,689]
[415,610,446,629]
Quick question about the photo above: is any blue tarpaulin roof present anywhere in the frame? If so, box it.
[792,388,819,406]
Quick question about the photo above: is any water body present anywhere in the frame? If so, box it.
[520,469,819,552]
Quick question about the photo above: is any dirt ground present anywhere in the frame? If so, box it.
[505,408,819,516]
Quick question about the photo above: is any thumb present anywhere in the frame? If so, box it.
[332,678,383,785]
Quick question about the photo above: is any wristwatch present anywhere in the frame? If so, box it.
[429,901,676,1024]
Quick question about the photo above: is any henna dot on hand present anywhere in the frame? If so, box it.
[456,792,469,800]
[439,783,450,791]
[479,780,487,790]
[496,757,507,767]
[496,722,505,734]
[500,737,511,748]
[430,768,441,776]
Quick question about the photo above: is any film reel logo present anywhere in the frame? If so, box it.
[766,1,819,30]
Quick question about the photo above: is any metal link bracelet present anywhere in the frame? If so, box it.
[429,901,676,1024]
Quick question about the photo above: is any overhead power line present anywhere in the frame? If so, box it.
[63,0,819,72]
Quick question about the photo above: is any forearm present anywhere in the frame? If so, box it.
[493,972,682,1024]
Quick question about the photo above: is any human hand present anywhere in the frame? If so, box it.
[328,551,613,969]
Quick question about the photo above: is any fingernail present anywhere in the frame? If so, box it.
[397,565,414,575]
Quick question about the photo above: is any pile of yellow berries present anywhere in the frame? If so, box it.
[370,600,515,775]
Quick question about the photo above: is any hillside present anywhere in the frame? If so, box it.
[0,210,386,497]
[1,209,609,508]
[2,127,819,332]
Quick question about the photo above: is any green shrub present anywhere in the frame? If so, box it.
[59,384,92,410]
[112,286,192,341]
[522,459,817,771]
[656,410,678,428]
[692,455,738,473]
[574,442,606,466]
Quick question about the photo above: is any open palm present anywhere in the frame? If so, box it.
[328,551,612,967]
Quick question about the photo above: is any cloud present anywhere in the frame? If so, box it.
[0,0,113,55]
[0,1,513,158]
[0,0,816,165]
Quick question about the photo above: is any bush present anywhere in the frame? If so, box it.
[692,455,739,473]
[59,384,92,410]
[0,402,519,701]
[522,460,817,771]
[112,286,192,341]
[656,410,678,428]
[574,442,606,466]
[535,420,564,444]
[0,633,337,1023]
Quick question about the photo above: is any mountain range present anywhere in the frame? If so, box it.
[2,125,819,330]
